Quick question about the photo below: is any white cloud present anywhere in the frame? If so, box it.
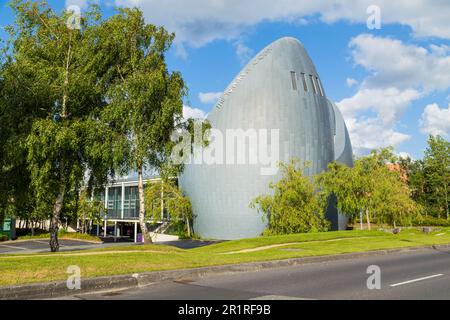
[343,115,411,156]
[397,152,411,159]
[348,34,450,91]
[338,34,450,155]
[420,103,450,137]
[338,87,422,125]
[65,0,89,9]
[338,87,420,155]
[346,78,358,87]
[234,40,254,65]
[114,0,450,50]
[430,44,450,57]
[174,43,188,60]
[198,92,222,104]
[183,105,207,120]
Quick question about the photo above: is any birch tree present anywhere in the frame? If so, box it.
[100,8,186,243]
[9,1,125,251]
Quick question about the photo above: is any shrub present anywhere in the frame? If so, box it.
[251,160,329,235]
[412,216,450,227]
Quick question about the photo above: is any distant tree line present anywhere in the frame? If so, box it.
[399,135,450,220]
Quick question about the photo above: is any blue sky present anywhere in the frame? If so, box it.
[1,0,449,159]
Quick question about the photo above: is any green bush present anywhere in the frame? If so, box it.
[165,221,197,239]
[251,160,330,236]
[413,216,450,227]
[0,234,8,242]
[17,231,101,242]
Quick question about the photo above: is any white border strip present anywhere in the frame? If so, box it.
[0,244,27,250]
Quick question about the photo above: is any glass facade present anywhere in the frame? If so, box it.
[92,180,166,221]
[124,186,140,219]
[107,187,122,219]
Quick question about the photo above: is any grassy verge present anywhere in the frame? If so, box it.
[16,232,101,243]
[1,228,450,287]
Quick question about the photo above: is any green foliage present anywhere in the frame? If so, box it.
[317,147,421,228]
[144,180,194,238]
[1,1,195,249]
[100,8,186,172]
[399,158,428,208]
[17,230,101,242]
[250,160,329,236]
[1,1,133,251]
[412,216,450,227]
[97,8,188,243]
[372,166,422,227]
[423,135,450,219]
[73,190,103,232]
[399,136,450,219]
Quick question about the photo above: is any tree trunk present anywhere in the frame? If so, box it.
[50,182,65,252]
[444,182,449,220]
[186,216,191,238]
[360,210,363,230]
[48,31,71,252]
[138,166,152,244]
[366,208,371,231]
[161,181,164,221]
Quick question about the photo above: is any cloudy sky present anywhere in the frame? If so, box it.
[1,0,449,158]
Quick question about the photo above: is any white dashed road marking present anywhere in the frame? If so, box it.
[390,274,444,287]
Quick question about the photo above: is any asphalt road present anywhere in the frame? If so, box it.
[66,247,450,300]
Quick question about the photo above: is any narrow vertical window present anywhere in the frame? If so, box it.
[316,77,324,96]
[290,71,297,90]
[301,72,308,92]
[310,74,318,94]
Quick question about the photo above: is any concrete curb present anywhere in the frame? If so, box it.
[2,244,450,300]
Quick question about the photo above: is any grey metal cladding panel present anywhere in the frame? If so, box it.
[180,37,348,240]
[330,101,354,167]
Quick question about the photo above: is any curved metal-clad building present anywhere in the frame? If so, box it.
[180,37,353,240]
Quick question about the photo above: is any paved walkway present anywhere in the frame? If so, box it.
[0,239,132,255]
[0,238,222,255]
[159,239,225,250]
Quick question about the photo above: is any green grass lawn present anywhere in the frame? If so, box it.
[1,228,450,287]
